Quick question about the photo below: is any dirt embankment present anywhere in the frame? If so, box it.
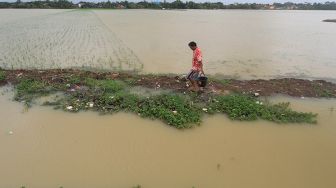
[1,69,336,98]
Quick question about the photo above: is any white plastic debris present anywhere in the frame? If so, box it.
[88,102,94,108]
[109,96,114,99]
[66,106,73,110]
[66,84,70,87]
[186,83,190,87]
[172,110,178,114]
[254,92,260,97]
[8,131,13,135]
[256,101,263,105]
[202,108,208,112]
[301,96,305,99]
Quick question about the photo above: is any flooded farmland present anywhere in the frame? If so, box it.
[1,9,336,80]
[1,8,336,188]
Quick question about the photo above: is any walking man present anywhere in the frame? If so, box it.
[187,41,204,92]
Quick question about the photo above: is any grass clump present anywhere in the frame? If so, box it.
[67,75,82,85]
[208,94,317,124]
[208,76,231,86]
[0,70,5,82]
[138,94,201,128]
[312,83,335,97]
[53,92,201,128]
[15,79,54,102]
[84,78,125,92]
[96,91,139,112]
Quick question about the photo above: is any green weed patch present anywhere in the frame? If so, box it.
[9,76,317,128]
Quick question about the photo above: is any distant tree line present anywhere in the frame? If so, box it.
[0,0,74,8]
[1,0,336,10]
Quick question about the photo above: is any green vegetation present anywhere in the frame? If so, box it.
[84,78,125,93]
[138,95,201,128]
[8,74,317,128]
[45,82,201,128]
[312,83,335,98]
[15,79,55,102]
[0,70,5,82]
[209,77,231,86]
[208,95,317,124]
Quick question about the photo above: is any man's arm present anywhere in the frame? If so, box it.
[199,61,204,75]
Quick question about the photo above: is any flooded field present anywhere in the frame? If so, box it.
[1,9,336,80]
[1,88,336,188]
[0,10,142,71]
[1,9,336,187]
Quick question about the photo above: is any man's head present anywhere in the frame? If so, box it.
[188,41,197,50]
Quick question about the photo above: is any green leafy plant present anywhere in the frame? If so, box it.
[208,94,317,123]
[85,78,125,93]
[15,79,54,102]
[138,94,202,128]
[9,75,318,128]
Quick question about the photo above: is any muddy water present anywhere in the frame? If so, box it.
[94,9,336,80]
[1,90,336,188]
[1,9,336,80]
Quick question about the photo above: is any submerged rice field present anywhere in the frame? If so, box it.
[0,10,143,71]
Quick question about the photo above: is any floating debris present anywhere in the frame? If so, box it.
[254,92,260,97]
[66,106,73,110]
[256,101,263,105]
[88,102,94,108]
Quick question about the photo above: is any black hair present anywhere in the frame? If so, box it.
[188,41,197,47]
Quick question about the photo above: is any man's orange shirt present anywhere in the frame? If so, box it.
[192,47,203,71]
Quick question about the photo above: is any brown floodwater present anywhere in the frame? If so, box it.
[94,9,336,80]
[1,9,336,80]
[1,88,336,188]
